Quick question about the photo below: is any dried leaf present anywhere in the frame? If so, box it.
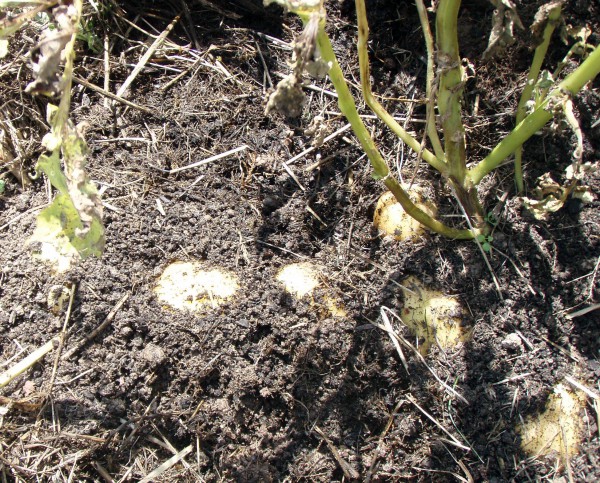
[522,173,566,220]
[264,12,324,117]
[566,162,596,181]
[561,23,592,45]
[522,166,596,220]
[62,122,103,236]
[25,5,77,96]
[483,0,524,60]
[531,0,564,43]
[305,115,327,147]
[572,186,594,204]
[265,75,305,117]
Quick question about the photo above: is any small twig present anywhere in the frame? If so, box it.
[406,395,470,451]
[491,247,537,296]
[47,283,76,394]
[116,14,180,99]
[138,445,193,483]
[281,160,305,191]
[0,339,58,389]
[73,76,158,117]
[62,293,130,360]
[492,373,532,385]
[255,41,273,89]
[286,123,351,166]
[160,55,203,92]
[564,376,599,400]
[313,426,359,480]
[565,303,600,319]
[305,205,326,226]
[348,248,417,296]
[179,0,201,50]
[372,316,468,405]
[94,461,114,483]
[0,205,45,231]
[365,400,404,483]
[380,307,409,372]
[452,186,504,300]
[168,145,248,174]
[103,34,110,108]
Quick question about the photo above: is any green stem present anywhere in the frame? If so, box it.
[514,3,562,192]
[317,23,474,239]
[436,0,465,180]
[415,0,445,160]
[436,0,485,227]
[470,43,600,185]
[354,0,447,174]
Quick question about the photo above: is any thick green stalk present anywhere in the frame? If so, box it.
[354,0,446,174]
[436,0,485,227]
[316,25,474,239]
[514,3,562,192]
[415,0,445,160]
[436,0,465,177]
[470,43,600,184]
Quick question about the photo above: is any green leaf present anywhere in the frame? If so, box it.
[37,149,69,194]
[29,193,104,273]
[537,70,554,89]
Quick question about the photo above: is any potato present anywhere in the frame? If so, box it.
[373,189,437,241]
[277,262,346,318]
[155,261,239,313]
[518,383,586,463]
[401,276,470,354]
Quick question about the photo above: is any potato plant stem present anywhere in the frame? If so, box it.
[514,3,562,192]
[55,0,82,135]
[469,42,600,185]
[354,0,446,174]
[316,23,475,239]
[436,0,485,227]
[415,0,445,160]
[436,0,465,178]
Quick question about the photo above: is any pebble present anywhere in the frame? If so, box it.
[141,343,166,366]
[501,333,522,351]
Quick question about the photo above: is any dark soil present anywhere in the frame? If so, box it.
[1,0,599,481]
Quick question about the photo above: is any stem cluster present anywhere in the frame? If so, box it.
[270,0,600,239]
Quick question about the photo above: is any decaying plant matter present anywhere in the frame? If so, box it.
[1,0,104,272]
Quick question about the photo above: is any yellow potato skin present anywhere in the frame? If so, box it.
[373,190,437,241]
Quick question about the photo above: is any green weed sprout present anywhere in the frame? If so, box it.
[266,0,600,239]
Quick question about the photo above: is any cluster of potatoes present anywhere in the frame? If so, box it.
[152,188,587,464]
